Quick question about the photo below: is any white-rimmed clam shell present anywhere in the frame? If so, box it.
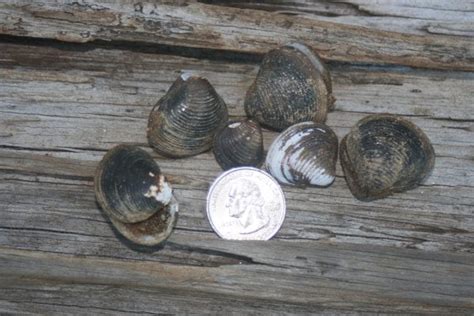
[265,122,338,187]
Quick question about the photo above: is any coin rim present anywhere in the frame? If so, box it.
[206,166,286,240]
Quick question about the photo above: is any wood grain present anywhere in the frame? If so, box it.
[202,0,474,36]
[0,40,472,259]
[0,2,473,314]
[0,1,473,70]
[1,244,473,314]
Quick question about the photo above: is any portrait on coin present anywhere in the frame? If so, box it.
[225,179,269,234]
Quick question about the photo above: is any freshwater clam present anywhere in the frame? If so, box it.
[265,122,338,187]
[94,145,178,246]
[213,119,264,170]
[245,42,335,131]
[148,73,228,158]
[340,114,435,201]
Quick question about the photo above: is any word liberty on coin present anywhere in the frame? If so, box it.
[207,167,286,240]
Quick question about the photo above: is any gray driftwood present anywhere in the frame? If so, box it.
[0,1,473,70]
[0,1,473,314]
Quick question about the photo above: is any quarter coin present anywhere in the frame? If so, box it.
[207,167,286,240]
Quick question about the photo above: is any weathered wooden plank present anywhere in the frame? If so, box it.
[2,104,472,162]
[1,40,471,119]
[0,40,472,256]
[0,20,473,315]
[0,41,472,168]
[0,245,473,314]
[203,0,474,36]
[0,1,473,70]
[1,154,473,255]
[203,0,474,19]
[1,284,338,315]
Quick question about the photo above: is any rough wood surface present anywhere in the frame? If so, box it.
[203,0,474,36]
[1,245,473,314]
[0,1,473,70]
[0,1,473,314]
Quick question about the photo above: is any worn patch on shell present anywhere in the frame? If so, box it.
[180,72,193,81]
[144,175,173,206]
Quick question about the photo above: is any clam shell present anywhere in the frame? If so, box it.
[148,74,228,158]
[94,145,178,245]
[340,114,435,201]
[108,196,178,246]
[265,122,338,187]
[213,119,264,170]
[245,42,334,131]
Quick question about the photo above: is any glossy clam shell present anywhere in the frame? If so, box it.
[265,122,338,187]
[340,114,435,201]
[245,43,335,131]
[148,74,228,158]
[94,145,177,245]
[213,119,264,170]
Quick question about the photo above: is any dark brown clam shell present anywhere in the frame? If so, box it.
[340,114,435,201]
[94,145,177,245]
[265,122,338,187]
[213,119,264,170]
[245,43,335,131]
[148,74,228,158]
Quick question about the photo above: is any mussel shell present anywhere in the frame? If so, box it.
[213,119,264,170]
[340,114,435,201]
[265,122,338,187]
[148,74,228,158]
[245,43,334,131]
[94,145,177,245]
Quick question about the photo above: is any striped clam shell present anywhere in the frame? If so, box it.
[265,122,338,187]
[245,42,335,131]
[148,74,228,158]
[340,114,435,201]
[94,145,178,246]
[213,119,264,170]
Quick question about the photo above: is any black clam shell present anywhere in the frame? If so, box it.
[213,119,264,170]
[148,74,228,158]
[94,145,177,245]
[244,43,334,131]
[340,114,435,201]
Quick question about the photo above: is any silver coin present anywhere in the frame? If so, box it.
[207,167,286,240]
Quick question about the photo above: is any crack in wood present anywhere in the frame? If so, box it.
[1,2,472,70]
[0,145,77,153]
[0,226,265,268]
[0,225,110,239]
[166,242,266,267]
[0,34,263,65]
